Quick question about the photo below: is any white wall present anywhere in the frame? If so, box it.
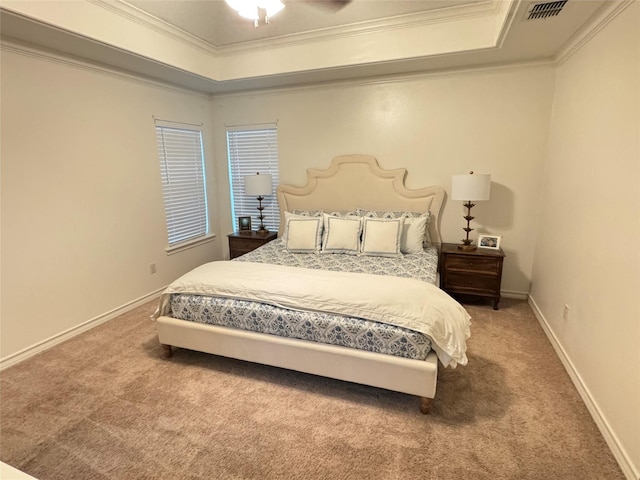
[0,45,222,361]
[211,65,556,295]
[530,3,639,478]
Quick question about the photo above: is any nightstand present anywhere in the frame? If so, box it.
[227,231,277,259]
[439,243,505,310]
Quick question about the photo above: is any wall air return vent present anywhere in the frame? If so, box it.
[526,0,568,20]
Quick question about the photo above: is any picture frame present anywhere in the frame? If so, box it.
[238,216,252,231]
[478,234,501,250]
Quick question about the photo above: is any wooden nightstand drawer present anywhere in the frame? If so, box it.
[231,238,260,252]
[445,255,500,274]
[230,247,254,258]
[444,272,499,292]
[228,231,277,259]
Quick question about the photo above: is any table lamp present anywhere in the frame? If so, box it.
[244,172,273,233]
[451,171,491,251]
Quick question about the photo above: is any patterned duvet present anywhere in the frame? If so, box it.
[169,239,439,360]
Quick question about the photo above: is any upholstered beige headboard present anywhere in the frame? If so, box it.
[277,155,445,246]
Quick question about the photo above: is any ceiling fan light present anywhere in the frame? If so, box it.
[224,0,258,20]
[224,0,243,13]
[238,7,260,20]
[261,0,285,18]
[225,0,285,22]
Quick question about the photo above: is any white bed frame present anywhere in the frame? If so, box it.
[157,155,445,413]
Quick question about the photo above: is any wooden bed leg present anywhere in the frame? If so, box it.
[160,343,173,359]
[419,397,433,415]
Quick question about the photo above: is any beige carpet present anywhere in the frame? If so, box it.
[0,298,625,480]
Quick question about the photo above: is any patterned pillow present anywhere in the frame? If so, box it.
[284,213,323,254]
[357,209,432,247]
[292,209,358,218]
[321,214,362,255]
[360,217,404,258]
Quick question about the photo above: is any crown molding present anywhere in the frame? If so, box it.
[494,0,522,49]
[210,58,554,100]
[2,0,514,91]
[93,0,219,54]
[220,0,500,54]
[2,32,554,102]
[0,38,211,98]
[107,0,499,56]
[554,0,633,65]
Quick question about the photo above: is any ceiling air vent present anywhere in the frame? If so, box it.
[526,0,568,20]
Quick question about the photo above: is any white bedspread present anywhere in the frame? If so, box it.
[157,261,471,367]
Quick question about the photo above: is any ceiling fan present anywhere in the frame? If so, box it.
[225,0,352,27]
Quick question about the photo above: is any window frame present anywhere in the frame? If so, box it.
[155,120,213,254]
[226,124,280,233]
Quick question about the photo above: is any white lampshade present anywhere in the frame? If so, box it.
[451,173,491,201]
[244,173,273,196]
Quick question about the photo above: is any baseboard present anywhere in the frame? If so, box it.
[528,295,639,480]
[0,288,165,371]
[501,289,528,300]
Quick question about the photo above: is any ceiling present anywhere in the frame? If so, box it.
[0,0,612,94]
[125,0,485,47]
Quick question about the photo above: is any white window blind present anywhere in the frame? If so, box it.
[227,126,280,232]
[156,124,209,246]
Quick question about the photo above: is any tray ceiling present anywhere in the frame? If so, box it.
[0,0,615,94]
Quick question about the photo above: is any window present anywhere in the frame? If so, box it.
[227,125,280,232]
[155,122,209,249]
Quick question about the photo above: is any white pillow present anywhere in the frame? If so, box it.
[321,214,362,255]
[401,216,427,254]
[356,209,432,246]
[282,211,313,237]
[361,217,404,257]
[283,212,323,253]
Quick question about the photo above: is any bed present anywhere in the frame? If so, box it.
[154,155,471,414]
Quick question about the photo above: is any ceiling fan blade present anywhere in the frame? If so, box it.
[292,0,353,13]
